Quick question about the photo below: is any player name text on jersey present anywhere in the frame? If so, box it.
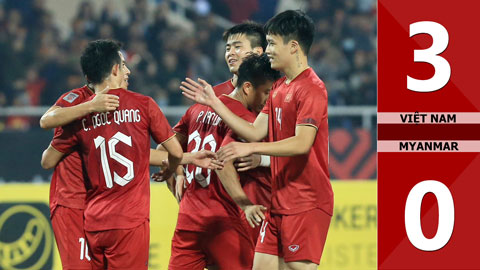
[195,110,222,126]
[82,109,142,131]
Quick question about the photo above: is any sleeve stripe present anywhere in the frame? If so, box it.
[296,123,318,130]
[160,133,177,145]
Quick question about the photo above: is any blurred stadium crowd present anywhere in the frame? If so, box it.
[0,0,376,131]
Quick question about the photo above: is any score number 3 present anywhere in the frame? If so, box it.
[407,21,451,92]
[404,21,454,252]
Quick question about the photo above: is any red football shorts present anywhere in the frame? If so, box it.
[241,212,261,246]
[169,219,254,270]
[255,208,331,264]
[85,221,149,270]
[51,205,91,270]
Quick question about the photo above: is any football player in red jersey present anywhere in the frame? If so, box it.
[39,42,122,269]
[40,39,221,269]
[167,21,270,203]
[165,54,280,270]
[40,39,184,270]
[41,88,121,269]
[213,21,266,96]
[181,10,333,270]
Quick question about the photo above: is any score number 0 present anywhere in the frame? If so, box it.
[404,21,454,251]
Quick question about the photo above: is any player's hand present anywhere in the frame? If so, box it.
[242,205,267,228]
[151,160,175,182]
[174,174,186,203]
[217,142,252,162]
[89,85,119,112]
[234,154,261,172]
[191,150,224,170]
[180,78,218,107]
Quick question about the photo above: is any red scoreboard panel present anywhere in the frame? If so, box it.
[378,0,480,269]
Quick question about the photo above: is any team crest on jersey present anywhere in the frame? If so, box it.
[272,90,278,99]
[288,245,299,252]
[284,92,293,103]
[63,92,79,103]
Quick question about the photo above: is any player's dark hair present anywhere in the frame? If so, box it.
[80,39,122,84]
[264,10,314,55]
[237,54,281,89]
[223,21,267,50]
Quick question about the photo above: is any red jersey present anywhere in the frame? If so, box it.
[213,80,234,96]
[51,88,174,231]
[261,68,333,216]
[239,167,271,208]
[174,95,257,231]
[222,106,271,209]
[49,85,94,216]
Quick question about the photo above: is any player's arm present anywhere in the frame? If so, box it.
[173,166,186,203]
[181,78,268,142]
[215,160,266,228]
[151,133,186,165]
[154,133,187,202]
[150,148,219,168]
[218,125,317,161]
[158,136,183,181]
[234,154,270,172]
[40,144,66,169]
[163,165,182,198]
[39,87,119,129]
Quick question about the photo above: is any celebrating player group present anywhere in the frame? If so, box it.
[40,9,333,270]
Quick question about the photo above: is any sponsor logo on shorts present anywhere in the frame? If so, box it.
[288,245,300,253]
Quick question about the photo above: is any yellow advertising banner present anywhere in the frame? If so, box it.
[0,181,376,270]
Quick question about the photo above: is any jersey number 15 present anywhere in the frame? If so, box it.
[94,131,134,188]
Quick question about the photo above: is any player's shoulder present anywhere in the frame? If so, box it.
[297,69,326,92]
[218,94,240,108]
[219,95,253,117]
[69,85,92,95]
[213,80,233,90]
[272,76,287,90]
[60,85,93,104]
[187,101,207,113]
[112,88,154,101]
[213,80,234,96]
[303,68,325,87]
[109,88,140,96]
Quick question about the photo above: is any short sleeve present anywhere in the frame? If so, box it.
[55,90,87,108]
[148,98,175,144]
[51,125,78,154]
[295,84,327,129]
[173,107,191,137]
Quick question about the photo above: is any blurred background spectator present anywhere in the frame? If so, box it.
[0,0,376,181]
[0,0,376,109]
